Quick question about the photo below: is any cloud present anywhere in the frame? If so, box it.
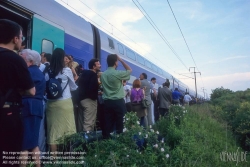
[203,55,249,65]
[202,72,250,95]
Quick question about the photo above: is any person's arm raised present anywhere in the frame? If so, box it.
[117,55,132,72]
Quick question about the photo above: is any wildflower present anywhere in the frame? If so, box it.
[166,154,169,158]
[95,155,97,157]
[145,134,148,138]
[127,155,129,157]
[156,131,159,134]
[138,132,141,135]
[161,139,164,143]
[123,128,127,132]
[153,144,158,148]
[151,129,154,132]
[126,118,129,120]
[137,150,139,152]
[149,125,152,128]
[137,121,140,125]
[117,135,119,137]
[161,148,164,152]
[86,131,89,133]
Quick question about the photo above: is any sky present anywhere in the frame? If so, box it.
[55,0,250,98]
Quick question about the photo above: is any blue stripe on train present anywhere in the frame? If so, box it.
[64,33,167,87]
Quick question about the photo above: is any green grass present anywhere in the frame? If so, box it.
[162,104,249,167]
[39,104,250,166]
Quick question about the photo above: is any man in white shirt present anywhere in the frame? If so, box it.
[123,80,132,112]
[184,92,192,106]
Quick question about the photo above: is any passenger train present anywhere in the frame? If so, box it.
[0,0,201,99]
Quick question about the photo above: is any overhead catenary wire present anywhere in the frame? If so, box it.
[59,0,201,88]
[166,0,205,87]
[132,0,189,71]
[74,0,173,71]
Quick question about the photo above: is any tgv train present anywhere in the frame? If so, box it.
[0,0,200,98]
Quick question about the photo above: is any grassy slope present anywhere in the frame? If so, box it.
[164,104,249,167]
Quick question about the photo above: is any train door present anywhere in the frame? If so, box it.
[31,14,64,54]
[0,1,32,49]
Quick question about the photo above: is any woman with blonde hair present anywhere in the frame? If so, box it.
[65,55,78,81]
[130,79,147,126]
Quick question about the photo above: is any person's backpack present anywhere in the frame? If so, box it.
[46,69,69,99]
[131,88,143,103]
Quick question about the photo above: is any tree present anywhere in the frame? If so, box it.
[210,87,233,101]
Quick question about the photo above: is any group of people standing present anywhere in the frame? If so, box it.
[123,76,193,125]
[0,19,193,167]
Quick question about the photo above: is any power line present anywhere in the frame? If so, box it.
[166,0,205,88]
[67,0,173,71]
[132,0,189,71]
[79,0,175,69]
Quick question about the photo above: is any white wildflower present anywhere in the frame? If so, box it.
[145,134,148,138]
[153,144,158,148]
[137,121,140,125]
[126,118,129,120]
[123,128,127,132]
[149,125,152,128]
[151,129,154,132]
[95,155,97,157]
[161,148,164,152]
[127,155,129,157]
[138,132,141,135]
[117,135,119,137]
[156,131,159,134]
[166,154,169,158]
[137,150,139,152]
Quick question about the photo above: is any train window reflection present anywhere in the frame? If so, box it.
[126,48,136,60]
[137,55,145,65]
[157,67,163,75]
[117,43,124,55]
[42,39,53,54]
[145,60,152,69]
[152,64,158,72]
[108,38,115,49]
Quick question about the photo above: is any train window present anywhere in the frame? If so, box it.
[117,43,124,55]
[41,39,54,54]
[144,60,152,69]
[108,38,115,49]
[152,64,158,72]
[126,48,136,60]
[137,55,145,65]
[157,67,163,75]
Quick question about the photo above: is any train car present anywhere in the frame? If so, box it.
[0,0,197,97]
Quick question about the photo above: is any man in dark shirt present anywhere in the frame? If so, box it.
[77,59,101,132]
[0,19,35,166]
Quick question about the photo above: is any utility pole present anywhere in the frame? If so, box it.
[201,87,206,100]
[189,67,201,99]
